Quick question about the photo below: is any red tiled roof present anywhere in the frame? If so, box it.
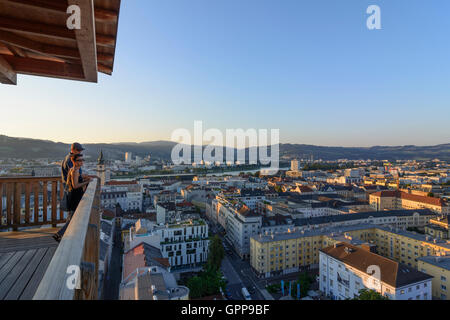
[297,186,313,193]
[102,209,115,218]
[106,180,138,186]
[123,243,170,280]
[123,244,147,280]
[321,243,432,288]
[401,192,445,206]
[371,190,399,198]
[371,190,445,207]
[177,201,194,207]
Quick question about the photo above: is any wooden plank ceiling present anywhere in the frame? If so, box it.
[0,0,121,85]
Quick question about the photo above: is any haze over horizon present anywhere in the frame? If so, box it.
[1,133,448,149]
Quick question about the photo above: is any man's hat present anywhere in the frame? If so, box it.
[71,142,85,151]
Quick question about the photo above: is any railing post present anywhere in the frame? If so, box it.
[0,182,3,227]
[25,182,31,224]
[51,181,58,227]
[33,182,39,224]
[6,183,12,227]
[59,181,64,221]
[42,181,48,223]
[13,182,21,231]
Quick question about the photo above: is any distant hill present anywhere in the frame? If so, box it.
[0,135,177,161]
[278,144,450,161]
[0,135,448,161]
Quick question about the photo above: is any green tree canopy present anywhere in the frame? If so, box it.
[353,289,389,300]
[187,235,226,299]
[206,235,225,272]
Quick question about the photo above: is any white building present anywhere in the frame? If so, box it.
[215,198,262,259]
[237,189,266,210]
[127,219,209,270]
[101,181,143,212]
[125,152,133,163]
[156,202,176,225]
[291,160,300,172]
[319,242,432,300]
[120,266,189,300]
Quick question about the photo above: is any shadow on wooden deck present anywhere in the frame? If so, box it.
[0,228,59,300]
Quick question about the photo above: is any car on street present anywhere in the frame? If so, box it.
[241,287,252,300]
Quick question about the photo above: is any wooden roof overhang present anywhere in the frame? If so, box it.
[0,0,121,85]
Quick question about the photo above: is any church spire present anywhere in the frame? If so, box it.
[98,150,105,165]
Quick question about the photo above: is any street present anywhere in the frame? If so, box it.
[208,219,317,301]
[103,225,123,300]
[218,232,269,300]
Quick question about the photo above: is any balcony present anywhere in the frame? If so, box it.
[0,176,101,300]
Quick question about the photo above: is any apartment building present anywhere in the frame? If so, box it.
[371,226,450,269]
[418,255,450,300]
[120,265,189,300]
[238,189,266,210]
[319,243,432,300]
[181,185,207,202]
[425,217,449,240]
[224,204,262,259]
[261,195,346,219]
[261,214,295,235]
[294,209,437,231]
[127,219,209,270]
[369,190,448,214]
[101,180,143,212]
[250,224,374,278]
[156,202,176,225]
[250,223,450,282]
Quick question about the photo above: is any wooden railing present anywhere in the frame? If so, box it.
[0,176,66,230]
[33,178,101,300]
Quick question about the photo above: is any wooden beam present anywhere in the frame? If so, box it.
[0,16,75,40]
[0,30,77,58]
[0,16,116,47]
[97,62,111,75]
[68,0,97,82]
[6,0,68,12]
[0,30,113,62]
[94,7,118,22]
[1,54,85,81]
[5,43,27,57]
[0,54,16,84]
[6,0,118,22]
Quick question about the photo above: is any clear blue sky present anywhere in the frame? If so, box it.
[1,0,449,146]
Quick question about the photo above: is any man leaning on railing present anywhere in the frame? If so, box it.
[53,143,94,242]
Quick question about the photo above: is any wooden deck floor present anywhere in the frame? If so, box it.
[0,228,59,300]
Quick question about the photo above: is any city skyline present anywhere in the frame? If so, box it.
[1,0,450,147]
[1,132,449,148]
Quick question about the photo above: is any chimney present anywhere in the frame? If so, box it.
[360,243,377,253]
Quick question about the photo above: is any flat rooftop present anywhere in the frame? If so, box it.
[252,223,377,243]
[418,255,450,270]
